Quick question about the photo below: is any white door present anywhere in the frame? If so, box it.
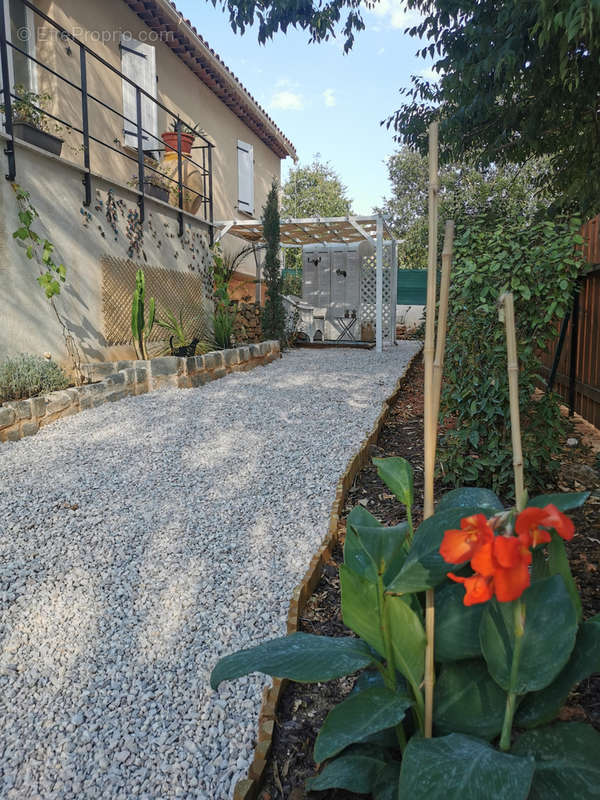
[120,35,157,152]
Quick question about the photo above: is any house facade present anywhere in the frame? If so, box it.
[0,0,295,365]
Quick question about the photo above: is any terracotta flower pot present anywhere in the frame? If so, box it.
[161,131,194,157]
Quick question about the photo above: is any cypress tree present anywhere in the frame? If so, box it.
[261,179,285,343]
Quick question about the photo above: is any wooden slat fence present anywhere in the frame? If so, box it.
[539,216,600,428]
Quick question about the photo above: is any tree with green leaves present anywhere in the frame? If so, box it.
[378,148,553,269]
[281,156,353,283]
[281,155,353,219]
[212,0,600,215]
[261,179,286,342]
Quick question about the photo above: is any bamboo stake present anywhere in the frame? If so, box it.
[500,293,526,511]
[423,121,440,739]
[431,220,455,433]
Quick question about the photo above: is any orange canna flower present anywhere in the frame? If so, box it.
[440,514,494,564]
[515,504,574,547]
[448,572,494,605]
[491,535,532,602]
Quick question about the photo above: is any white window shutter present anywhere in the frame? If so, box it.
[120,36,157,150]
[237,140,254,214]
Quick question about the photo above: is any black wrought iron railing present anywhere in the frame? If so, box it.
[0,0,214,240]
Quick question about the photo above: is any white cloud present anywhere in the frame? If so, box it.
[322,88,336,107]
[420,66,442,82]
[377,46,385,56]
[366,0,424,30]
[270,90,304,111]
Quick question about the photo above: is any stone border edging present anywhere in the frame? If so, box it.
[0,341,281,443]
[233,344,424,800]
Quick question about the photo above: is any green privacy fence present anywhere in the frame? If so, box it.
[397,269,427,304]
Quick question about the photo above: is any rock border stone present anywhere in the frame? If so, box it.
[0,342,280,443]
[233,344,423,800]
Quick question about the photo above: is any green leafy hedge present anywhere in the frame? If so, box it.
[439,217,583,498]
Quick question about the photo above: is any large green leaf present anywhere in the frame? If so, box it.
[516,614,600,728]
[386,595,426,688]
[306,749,387,793]
[436,487,503,515]
[435,581,484,662]
[386,507,483,593]
[512,722,600,799]
[373,457,414,508]
[480,575,577,694]
[314,686,410,762]
[345,506,409,583]
[210,633,375,689]
[397,734,534,799]
[345,506,383,579]
[527,491,590,511]
[548,531,582,621]
[340,565,385,655]
[434,659,507,740]
[373,762,401,800]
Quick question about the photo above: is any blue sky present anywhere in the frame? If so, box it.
[176,1,432,214]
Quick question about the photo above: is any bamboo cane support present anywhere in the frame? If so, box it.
[500,293,526,511]
[423,121,440,739]
[431,220,455,431]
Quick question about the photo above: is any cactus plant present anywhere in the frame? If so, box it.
[131,269,155,360]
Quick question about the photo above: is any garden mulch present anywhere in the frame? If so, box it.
[258,355,600,800]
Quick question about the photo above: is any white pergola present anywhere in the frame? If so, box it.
[215,214,396,352]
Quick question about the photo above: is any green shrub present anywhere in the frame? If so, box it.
[213,309,234,350]
[439,217,582,499]
[0,353,69,402]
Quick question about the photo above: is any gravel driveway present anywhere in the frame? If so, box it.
[0,344,420,800]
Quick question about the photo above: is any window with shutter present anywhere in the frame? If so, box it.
[237,140,254,215]
[120,36,158,151]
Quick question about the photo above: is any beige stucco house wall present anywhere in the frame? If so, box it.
[0,0,295,367]
[15,0,294,267]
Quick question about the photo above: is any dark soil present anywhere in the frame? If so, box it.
[258,355,600,800]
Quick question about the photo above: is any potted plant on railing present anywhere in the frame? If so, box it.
[161,120,201,158]
[2,85,64,156]
[128,155,171,203]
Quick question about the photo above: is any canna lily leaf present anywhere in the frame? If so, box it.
[512,722,600,799]
[547,531,582,621]
[434,581,484,661]
[516,614,600,728]
[372,457,414,508]
[527,491,590,511]
[434,659,506,741]
[344,505,408,583]
[314,686,410,762]
[386,507,484,593]
[480,575,577,694]
[373,762,401,800]
[340,565,385,656]
[386,595,426,689]
[307,747,387,793]
[210,633,375,689]
[397,733,534,799]
[436,487,503,515]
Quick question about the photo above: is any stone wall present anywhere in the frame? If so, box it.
[0,342,280,444]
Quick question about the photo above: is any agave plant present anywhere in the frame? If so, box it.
[131,269,155,360]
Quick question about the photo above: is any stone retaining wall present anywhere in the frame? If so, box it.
[0,341,280,444]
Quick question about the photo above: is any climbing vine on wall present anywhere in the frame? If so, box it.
[12,184,66,298]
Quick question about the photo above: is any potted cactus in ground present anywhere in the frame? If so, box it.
[131,269,155,360]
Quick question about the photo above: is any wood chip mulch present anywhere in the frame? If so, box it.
[258,354,600,800]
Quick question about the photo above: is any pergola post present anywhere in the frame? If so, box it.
[376,214,383,353]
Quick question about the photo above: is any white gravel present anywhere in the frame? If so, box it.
[0,344,420,800]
